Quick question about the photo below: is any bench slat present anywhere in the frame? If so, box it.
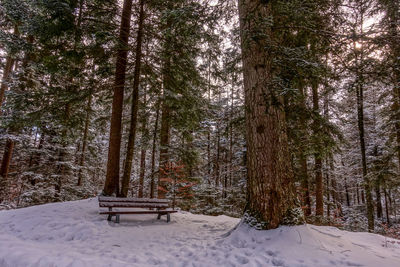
[99,202,169,208]
[98,196,169,203]
[100,210,177,215]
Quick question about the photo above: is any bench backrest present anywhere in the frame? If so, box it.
[98,196,169,204]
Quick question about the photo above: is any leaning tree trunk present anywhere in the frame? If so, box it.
[120,0,146,197]
[103,0,134,196]
[238,0,303,229]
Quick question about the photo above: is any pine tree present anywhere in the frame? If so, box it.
[103,0,134,196]
[238,0,303,229]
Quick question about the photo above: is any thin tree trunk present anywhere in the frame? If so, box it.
[157,15,173,199]
[356,81,374,231]
[121,0,146,197]
[312,80,323,217]
[149,101,160,198]
[0,139,14,179]
[326,164,330,218]
[299,82,311,216]
[0,24,19,116]
[344,176,350,207]
[387,4,400,167]
[207,60,212,183]
[103,0,134,196]
[138,86,148,198]
[375,180,383,219]
[0,57,15,116]
[384,185,390,225]
[77,92,92,186]
[215,119,220,188]
[157,97,170,198]
[238,0,302,229]
[229,76,234,189]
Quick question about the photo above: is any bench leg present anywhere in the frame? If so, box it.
[115,214,120,223]
[167,213,170,223]
[157,213,161,220]
[107,207,112,221]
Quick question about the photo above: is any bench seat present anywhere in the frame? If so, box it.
[99,202,169,209]
[98,196,176,223]
[99,210,178,215]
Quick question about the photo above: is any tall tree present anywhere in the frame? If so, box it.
[121,0,146,197]
[103,0,134,196]
[238,0,303,229]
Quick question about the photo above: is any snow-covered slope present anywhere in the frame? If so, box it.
[0,199,399,267]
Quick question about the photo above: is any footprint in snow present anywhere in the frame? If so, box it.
[271,258,285,266]
[235,254,250,264]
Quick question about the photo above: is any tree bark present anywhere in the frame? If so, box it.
[375,177,383,219]
[299,82,311,216]
[238,0,302,229]
[387,3,400,167]
[157,16,173,198]
[0,24,19,116]
[384,185,390,224]
[0,139,14,179]
[149,100,160,198]
[138,86,148,198]
[357,79,374,231]
[77,91,92,186]
[120,0,146,197]
[157,97,171,199]
[312,80,324,217]
[0,56,15,116]
[103,0,134,196]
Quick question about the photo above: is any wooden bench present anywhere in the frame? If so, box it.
[98,196,177,223]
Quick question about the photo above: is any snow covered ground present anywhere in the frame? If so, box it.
[0,199,399,267]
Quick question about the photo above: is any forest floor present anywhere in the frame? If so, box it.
[0,199,400,267]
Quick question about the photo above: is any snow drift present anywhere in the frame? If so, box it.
[0,198,399,267]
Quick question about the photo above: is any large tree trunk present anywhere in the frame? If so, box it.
[121,0,146,197]
[103,0,134,196]
[238,0,303,229]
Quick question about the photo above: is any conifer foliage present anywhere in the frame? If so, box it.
[0,0,400,234]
